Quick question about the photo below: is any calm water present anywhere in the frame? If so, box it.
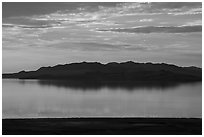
[3,79,202,118]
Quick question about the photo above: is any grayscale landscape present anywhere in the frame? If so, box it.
[2,2,202,135]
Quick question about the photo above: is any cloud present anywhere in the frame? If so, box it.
[139,19,153,22]
[56,42,130,51]
[184,20,202,26]
[2,3,202,52]
[2,16,61,29]
[2,2,120,18]
[3,2,201,18]
[2,24,15,28]
[44,41,148,52]
[2,23,56,29]
[150,2,201,9]
[2,2,202,33]
[76,42,150,51]
[94,2,202,17]
[181,52,202,59]
[19,25,55,29]
[97,25,202,34]
[78,42,131,50]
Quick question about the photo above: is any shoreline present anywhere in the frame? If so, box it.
[3,117,202,135]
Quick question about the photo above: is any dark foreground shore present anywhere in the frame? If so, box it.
[3,118,202,135]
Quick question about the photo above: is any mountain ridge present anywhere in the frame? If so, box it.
[2,61,202,82]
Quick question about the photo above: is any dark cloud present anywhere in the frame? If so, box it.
[2,2,68,18]
[98,25,202,34]
[138,2,202,14]
[150,2,201,9]
[2,24,15,28]
[2,2,119,18]
[3,16,61,28]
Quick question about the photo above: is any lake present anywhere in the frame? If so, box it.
[2,79,202,118]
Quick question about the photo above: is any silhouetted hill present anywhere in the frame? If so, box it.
[2,61,202,82]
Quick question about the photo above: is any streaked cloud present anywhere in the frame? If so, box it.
[3,23,57,29]
[139,19,153,22]
[184,20,202,26]
[3,2,201,29]
[97,25,202,34]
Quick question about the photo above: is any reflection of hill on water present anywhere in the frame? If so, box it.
[33,80,200,91]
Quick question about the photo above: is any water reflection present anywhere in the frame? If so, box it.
[3,79,202,118]
[18,80,201,91]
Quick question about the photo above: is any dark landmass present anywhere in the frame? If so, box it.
[2,61,202,82]
[3,118,202,135]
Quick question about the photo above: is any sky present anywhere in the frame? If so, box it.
[2,2,202,73]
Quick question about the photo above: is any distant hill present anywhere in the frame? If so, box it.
[2,61,202,82]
